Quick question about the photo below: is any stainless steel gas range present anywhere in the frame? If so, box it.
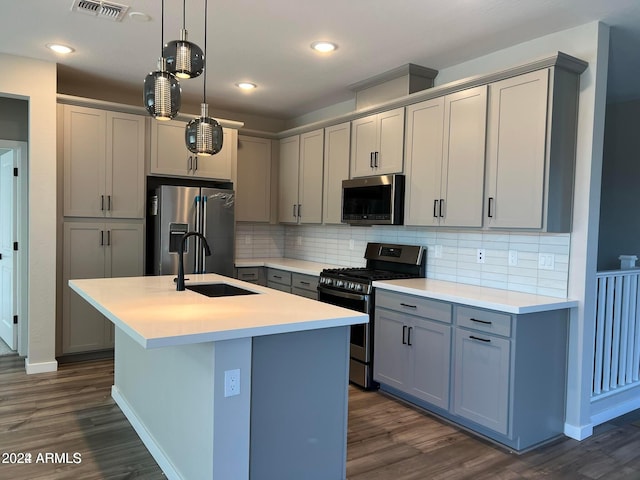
[317,243,426,389]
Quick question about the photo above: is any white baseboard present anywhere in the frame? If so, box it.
[111,386,182,480]
[25,359,58,374]
[564,422,593,440]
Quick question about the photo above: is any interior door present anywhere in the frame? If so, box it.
[0,147,16,349]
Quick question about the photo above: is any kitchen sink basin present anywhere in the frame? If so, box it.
[185,283,258,298]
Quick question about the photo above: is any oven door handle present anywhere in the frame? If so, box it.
[318,286,368,302]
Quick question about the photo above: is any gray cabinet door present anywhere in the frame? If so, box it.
[373,309,410,391]
[236,136,272,223]
[323,122,350,224]
[278,136,300,223]
[410,318,451,409]
[453,328,510,435]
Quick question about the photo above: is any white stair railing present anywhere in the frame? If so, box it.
[593,270,640,398]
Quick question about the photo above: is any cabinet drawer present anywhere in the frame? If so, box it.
[456,306,511,337]
[267,269,292,286]
[236,267,261,282]
[292,287,318,300]
[267,281,291,293]
[376,290,452,324]
[292,273,318,292]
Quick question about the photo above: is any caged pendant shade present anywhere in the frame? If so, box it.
[143,0,181,120]
[185,0,223,156]
[164,0,204,79]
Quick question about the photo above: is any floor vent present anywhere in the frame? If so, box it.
[71,0,129,22]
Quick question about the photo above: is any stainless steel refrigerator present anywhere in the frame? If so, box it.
[150,185,235,277]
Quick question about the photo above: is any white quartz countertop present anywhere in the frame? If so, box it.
[372,278,578,314]
[70,274,368,349]
[235,258,343,276]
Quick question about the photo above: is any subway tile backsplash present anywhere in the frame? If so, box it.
[235,223,570,298]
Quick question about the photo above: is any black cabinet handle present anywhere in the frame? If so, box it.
[439,199,444,218]
[407,327,413,346]
[194,156,198,171]
[100,195,105,211]
[470,335,491,343]
[488,197,494,218]
[370,152,374,168]
[107,195,112,211]
[273,275,282,279]
[433,200,438,218]
[187,156,193,171]
[100,230,104,246]
[300,281,311,286]
[402,325,407,345]
[470,318,492,325]
[400,302,417,309]
[107,230,111,246]
[374,151,379,167]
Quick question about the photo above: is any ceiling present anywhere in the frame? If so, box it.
[2,0,640,120]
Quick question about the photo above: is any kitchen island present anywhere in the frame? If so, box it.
[70,274,368,480]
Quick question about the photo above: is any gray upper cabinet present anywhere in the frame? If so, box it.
[63,105,145,219]
[323,122,350,224]
[236,135,272,223]
[350,107,404,178]
[485,66,580,231]
[278,130,324,224]
[404,86,487,227]
[149,118,236,181]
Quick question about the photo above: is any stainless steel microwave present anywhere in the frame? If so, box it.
[342,174,405,225]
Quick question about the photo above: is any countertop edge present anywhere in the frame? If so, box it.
[235,258,343,276]
[372,281,579,314]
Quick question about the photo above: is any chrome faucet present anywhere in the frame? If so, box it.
[176,232,211,291]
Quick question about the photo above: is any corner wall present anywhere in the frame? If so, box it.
[0,53,58,372]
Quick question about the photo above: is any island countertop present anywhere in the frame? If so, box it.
[70,274,368,349]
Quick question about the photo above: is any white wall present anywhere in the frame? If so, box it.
[0,53,58,373]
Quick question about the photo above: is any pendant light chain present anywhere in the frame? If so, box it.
[203,0,207,104]
[160,0,164,57]
[182,0,186,30]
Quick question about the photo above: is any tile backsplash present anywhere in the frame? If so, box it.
[235,223,570,298]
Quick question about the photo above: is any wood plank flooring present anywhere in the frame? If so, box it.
[2,354,640,479]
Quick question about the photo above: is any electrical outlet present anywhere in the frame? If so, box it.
[538,253,555,270]
[224,369,240,397]
[508,250,518,266]
[434,245,443,258]
[477,249,485,264]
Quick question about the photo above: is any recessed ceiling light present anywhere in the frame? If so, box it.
[128,11,151,22]
[46,43,75,54]
[311,41,337,53]
[236,82,257,90]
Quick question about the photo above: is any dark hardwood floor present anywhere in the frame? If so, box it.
[1,354,640,479]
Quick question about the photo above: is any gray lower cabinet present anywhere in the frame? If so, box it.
[374,291,452,410]
[266,268,292,293]
[62,220,143,354]
[291,273,318,300]
[374,288,569,451]
[235,266,266,286]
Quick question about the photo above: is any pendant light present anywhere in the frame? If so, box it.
[164,0,204,79]
[143,0,181,121]
[185,0,223,156]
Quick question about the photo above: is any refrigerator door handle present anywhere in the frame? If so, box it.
[201,195,208,273]
[194,195,201,273]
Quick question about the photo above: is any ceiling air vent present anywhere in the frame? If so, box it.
[71,0,129,22]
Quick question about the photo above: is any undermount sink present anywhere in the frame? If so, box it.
[185,283,258,298]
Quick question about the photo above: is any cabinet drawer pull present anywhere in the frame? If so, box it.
[433,200,439,218]
[240,273,255,278]
[470,318,492,325]
[470,335,491,343]
[273,275,282,279]
[400,302,417,309]
[488,197,494,218]
[300,281,311,286]
[407,326,413,346]
[402,325,407,345]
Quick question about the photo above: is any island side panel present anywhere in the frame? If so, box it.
[250,326,350,480]
[112,329,253,480]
